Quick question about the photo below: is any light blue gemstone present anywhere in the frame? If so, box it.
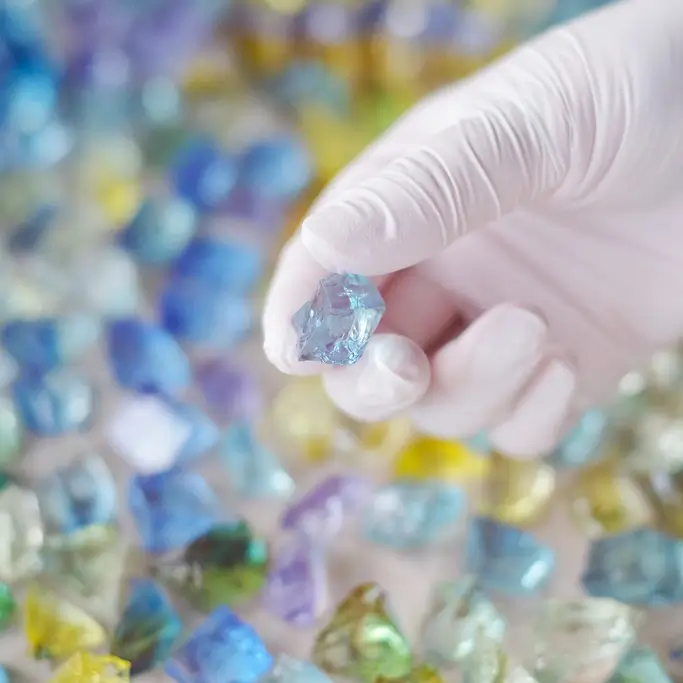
[465,432,491,455]
[168,401,221,465]
[0,664,9,683]
[363,479,465,550]
[261,656,333,683]
[293,273,385,366]
[106,317,191,395]
[111,578,183,676]
[38,453,116,535]
[581,528,683,606]
[606,647,672,683]
[1,314,100,373]
[128,468,224,553]
[165,606,273,683]
[465,516,556,596]
[160,276,252,348]
[120,197,197,265]
[221,421,294,500]
[547,410,608,468]
[12,368,94,435]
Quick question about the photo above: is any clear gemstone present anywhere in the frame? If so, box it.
[260,656,333,683]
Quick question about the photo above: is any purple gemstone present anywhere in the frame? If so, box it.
[195,359,262,422]
[280,475,372,538]
[261,536,327,626]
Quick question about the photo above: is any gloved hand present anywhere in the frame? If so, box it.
[262,0,683,458]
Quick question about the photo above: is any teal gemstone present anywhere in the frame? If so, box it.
[606,647,672,683]
[261,656,333,683]
[547,410,608,468]
[0,398,22,468]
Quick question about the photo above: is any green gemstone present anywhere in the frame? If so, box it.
[0,399,22,469]
[0,583,16,630]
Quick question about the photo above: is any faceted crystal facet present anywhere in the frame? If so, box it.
[260,656,333,683]
[605,647,672,683]
[482,453,555,528]
[0,397,22,468]
[221,422,294,500]
[50,653,131,683]
[156,521,268,610]
[261,535,327,626]
[293,273,385,366]
[421,577,505,667]
[165,606,273,683]
[461,634,537,683]
[195,359,262,422]
[581,528,683,606]
[312,583,412,683]
[111,578,183,675]
[24,584,107,660]
[39,454,117,535]
[0,583,16,630]
[363,479,465,550]
[547,410,608,468]
[0,484,44,582]
[465,516,556,596]
[128,469,223,553]
[393,437,490,481]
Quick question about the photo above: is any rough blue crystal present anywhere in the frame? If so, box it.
[465,516,556,596]
[0,665,9,683]
[261,656,333,683]
[606,647,672,683]
[120,197,197,265]
[2,314,100,373]
[165,606,273,683]
[12,368,94,435]
[160,276,252,347]
[293,273,385,366]
[170,140,238,213]
[168,401,221,465]
[363,479,465,550]
[581,528,683,606]
[547,410,608,468]
[39,454,116,535]
[173,238,263,294]
[111,578,183,676]
[221,422,294,500]
[106,318,191,395]
[128,468,223,553]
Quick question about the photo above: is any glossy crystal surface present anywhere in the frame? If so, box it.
[260,656,333,683]
[50,653,131,683]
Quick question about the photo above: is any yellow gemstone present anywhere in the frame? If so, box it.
[94,176,141,227]
[377,664,444,683]
[570,462,654,538]
[393,437,490,481]
[24,585,106,660]
[481,452,556,527]
[50,652,130,683]
[339,417,416,461]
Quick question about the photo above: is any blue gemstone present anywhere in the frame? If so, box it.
[7,203,56,251]
[173,238,263,294]
[128,468,223,553]
[269,62,350,114]
[465,432,491,455]
[0,665,9,683]
[165,606,273,683]
[606,647,672,683]
[363,479,465,550]
[465,516,556,596]
[238,137,312,202]
[38,454,116,535]
[2,315,100,373]
[170,140,238,213]
[261,656,333,683]
[106,318,191,395]
[221,421,294,500]
[0,65,56,134]
[293,273,385,366]
[547,410,608,468]
[13,368,95,435]
[111,578,183,676]
[160,276,252,347]
[120,197,197,265]
[581,528,683,606]
[168,401,221,465]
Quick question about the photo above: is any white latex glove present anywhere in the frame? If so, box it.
[263,0,683,458]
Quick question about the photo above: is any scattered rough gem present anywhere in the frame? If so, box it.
[0,484,44,582]
[106,318,191,395]
[195,359,262,421]
[165,606,273,683]
[464,432,491,455]
[261,535,327,626]
[0,583,16,631]
[461,633,537,683]
[111,578,183,676]
[529,598,639,683]
[636,470,683,537]
[376,664,444,683]
[0,666,9,683]
[581,528,683,606]
[363,479,465,550]
[128,469,222,553]
[50,653,131,683]
[625,410,683,473]
[39,453,117,535]
[0,396,22,468]
[482,452,555,528]
[293,273,385,366]
[547,410,608,468]
[120,196,197,265]
[171,401,221,465]
[260,656,333,683]
[312,582,412,683]
[155,521,268,610]
[12,368,95,435]
[281,475,372,540]
[24,584,106,660]
[465,516,556,596]
[421,577,505,667]
[606,647,672,683]
[221,421,294,499]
